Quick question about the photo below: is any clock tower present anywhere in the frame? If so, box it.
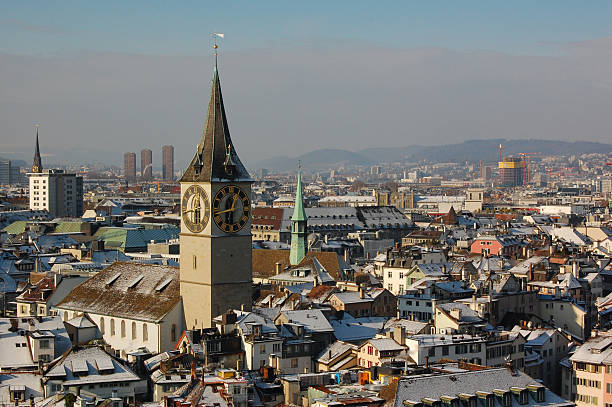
[179,58,253,329]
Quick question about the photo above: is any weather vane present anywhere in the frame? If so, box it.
[211,31,224,69]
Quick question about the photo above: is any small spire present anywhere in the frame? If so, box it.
[292,163,307,222]
[32,124,42,173]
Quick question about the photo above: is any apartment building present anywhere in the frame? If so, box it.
[29,169,83,217]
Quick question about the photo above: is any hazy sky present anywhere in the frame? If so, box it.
[2,1,612,169]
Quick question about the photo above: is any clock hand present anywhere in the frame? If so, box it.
[230,194,239,211]
[215,194,240,215]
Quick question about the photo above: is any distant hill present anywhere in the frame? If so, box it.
[0,157,27,168]
[255,149,373,171]
[252,139,612,171]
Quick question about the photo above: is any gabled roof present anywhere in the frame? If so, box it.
[361,337,404,352]
[252,249,350,280]
[276,309,334,333]
[393,368,571,407]
[45,346,141,386]
[56,262,180,322]
[317,340,357,364]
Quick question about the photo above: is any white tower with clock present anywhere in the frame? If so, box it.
[179,55,253,330]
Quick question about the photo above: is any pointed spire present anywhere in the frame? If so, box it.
[290,163,308,266]
[180,52,250,183]
[32,125,42,173]
[292,163,307,221]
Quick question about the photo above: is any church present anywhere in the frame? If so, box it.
[178,56,254,330]
[57,54,255,357]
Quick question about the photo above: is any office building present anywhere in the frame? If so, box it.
[162,145,174,181]
[499,156,526,187]
[141,149,152,180]
[124,152,136,182]
[0,159,25,186]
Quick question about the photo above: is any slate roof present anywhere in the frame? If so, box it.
[56,262,180,322]
[180,66,251,183]
[393,368,572,407]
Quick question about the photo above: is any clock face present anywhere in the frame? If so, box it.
[181,185,210,233]
[212,185,250,233]
[32,165,39,173]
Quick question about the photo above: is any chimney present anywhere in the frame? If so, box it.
[191,361,196,379]
[394,326,406,345]
[275,262,282,275]
[442,264,447,274]
[528,264,534,281]
[572,261,579,278]
[359,287,365,299]
[344,249,349,262]
[549,244,554,256]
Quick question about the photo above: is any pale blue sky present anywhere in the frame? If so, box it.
[3,1,612,56]
[2,2,612,167]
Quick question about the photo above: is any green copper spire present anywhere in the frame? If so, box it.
[290,163,308,265]
[291,164,307,222]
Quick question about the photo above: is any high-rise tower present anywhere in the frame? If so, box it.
[141,149,152,180]
[290,165,307,265]
[179,57,253,329]
[124,152,136,182]
[162,145,174,181]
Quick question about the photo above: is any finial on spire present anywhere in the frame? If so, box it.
[212,32,224,72]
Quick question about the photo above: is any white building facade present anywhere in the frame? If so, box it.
[29,169,83,217]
